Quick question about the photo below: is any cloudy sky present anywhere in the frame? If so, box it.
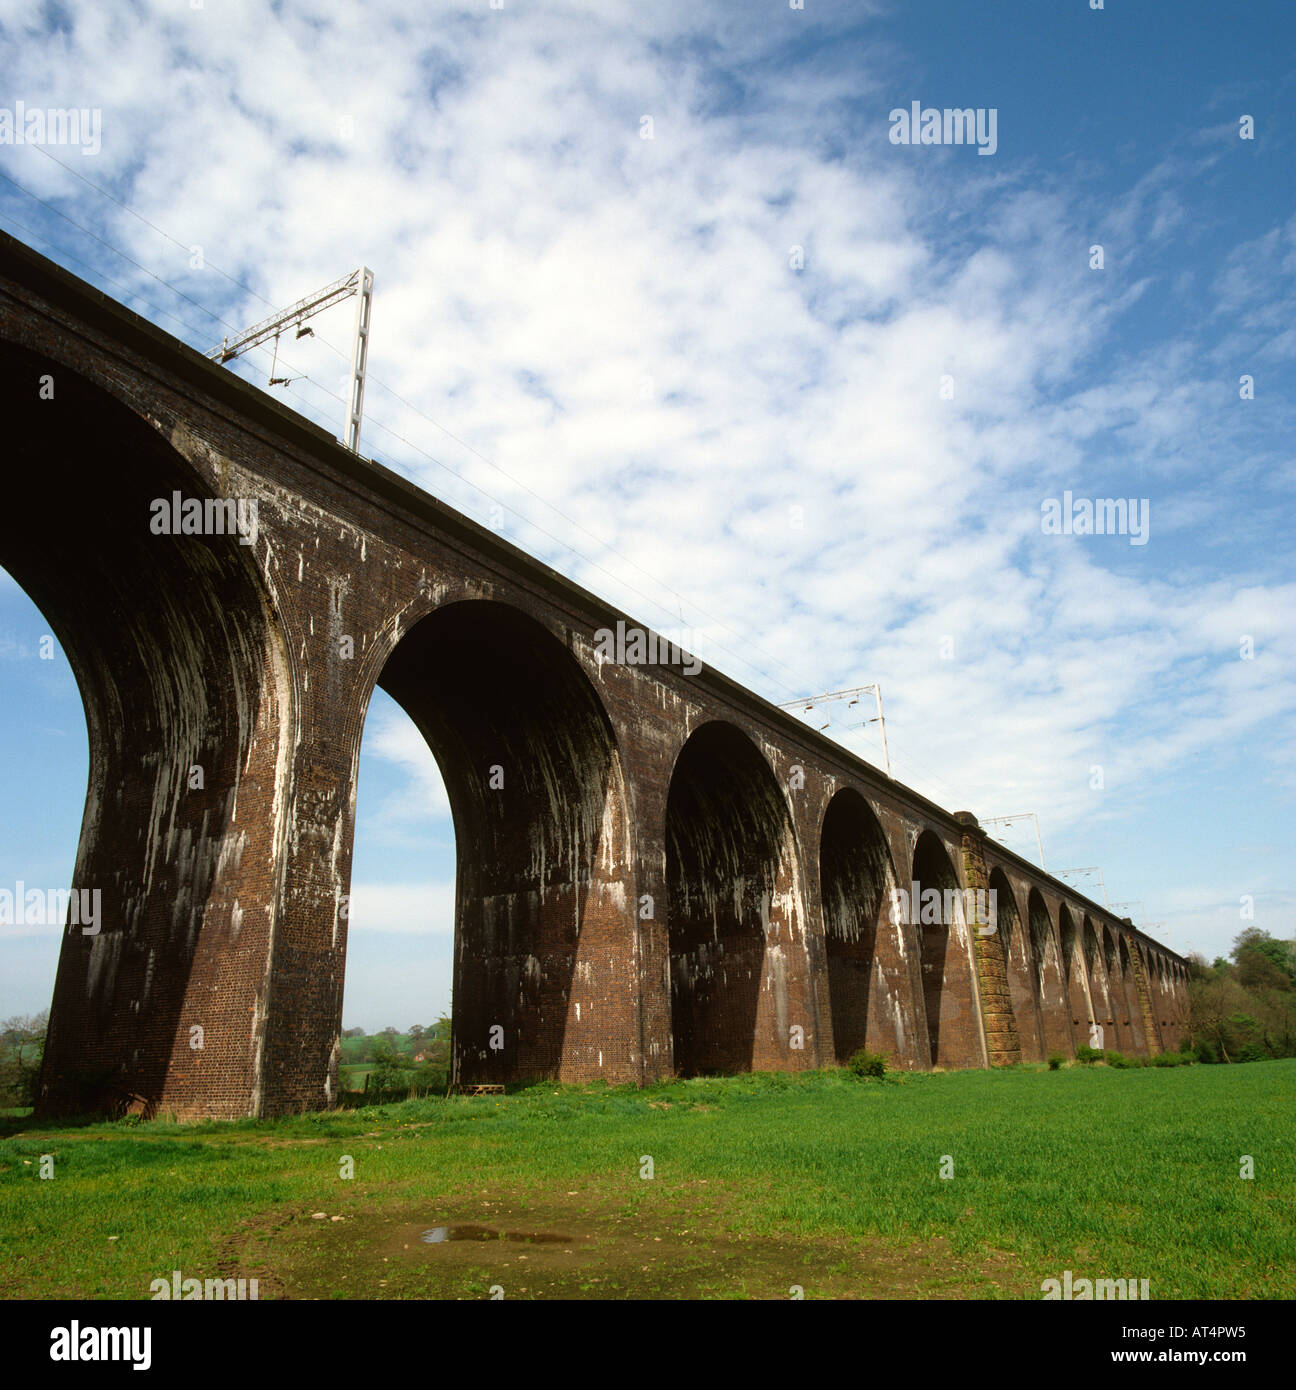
[1,0,1292,1031]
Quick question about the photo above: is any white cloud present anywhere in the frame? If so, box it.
[0,0,1291,980]
[346,880,454,936]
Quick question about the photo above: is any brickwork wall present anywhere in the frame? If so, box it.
[1126,937,1163,1056]
[992,871,1046,1062]
[1026,890,1075,1056]
[959,820,1021,1066]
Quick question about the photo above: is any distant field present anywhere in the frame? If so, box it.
[0,1061,1291,1300]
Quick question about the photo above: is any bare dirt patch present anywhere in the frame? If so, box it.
[218,1185,1022,1300]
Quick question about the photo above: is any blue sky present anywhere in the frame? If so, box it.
[0,0,1292,1031]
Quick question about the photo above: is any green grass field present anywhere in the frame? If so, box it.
[1,1060,1291,1300]
[339,1063,373,1089]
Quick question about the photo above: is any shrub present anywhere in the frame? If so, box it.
[1047,1052,1067,1071]
[847,1048,887,1079]
[0,1056,38,1108]
[1194,1039,1219,1065]
[1075,1044,1103,1065]
[1236,1043,1268,1064]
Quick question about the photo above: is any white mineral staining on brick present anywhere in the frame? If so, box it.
[85,929,122,999]
[889,991,907,1055]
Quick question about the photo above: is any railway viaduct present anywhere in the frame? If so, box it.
[0,230,1191,1120]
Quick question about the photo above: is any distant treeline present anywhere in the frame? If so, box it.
[1187,929,1296,1063]
[338,1016,452,1101]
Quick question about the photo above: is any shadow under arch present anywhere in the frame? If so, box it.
[1100,923,1127,1050]
[819,787,908,1065]
[1058,904,1091,1049]
[2,339,292,1119]
[1027,888,1073,1055]
[911,828,979,1068]
[1118,934,1147,1054]
[371,599,632,1086]
[1083,917,1112,1045]
[991,870,1043,1061]
[665,720,802,1077]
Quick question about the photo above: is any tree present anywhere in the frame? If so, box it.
[1237,947,1292,994]
[1187,969,1250,1062]
[1,1012,47,1065]
[1232,929,1296,988]
[1186,945,1296,1062]
[0,1012,47,1108]
[1186,952,1211,981]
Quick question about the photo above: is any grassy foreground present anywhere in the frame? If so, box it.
[1,1060,1292,1300]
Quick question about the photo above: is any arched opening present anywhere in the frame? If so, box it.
[340,686,456,1091]
[371,599,632,1086]
[0,568,87,1108]
[3,339,291,1119]
[1059,905,1091,1049]
[820,789,908,1065]
[992,870,1043,1061]
[1118,935,1146,1054]
[912,829,979,1068]
[665,721,802,1077]
[1102,925,1127,1050]
[1028,889,1072,1055]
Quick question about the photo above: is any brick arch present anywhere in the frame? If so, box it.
[991,870,1044,1061]
[373,598,633,1087]
[1149,952,1166,1036]
[819,788,912,1066]
[1154,949,1172,1044]
[665,720,807,1076]
[5,340,297,1120]
[1101,925,1129,1050]
[1059,904,1092,1049]
[1083,917,1113,1046]
[1027,889,1073,1054]
[1117,935,1147,1053]
[911,829,981,1068]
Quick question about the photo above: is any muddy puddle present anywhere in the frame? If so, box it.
[420,1225,576,1245]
